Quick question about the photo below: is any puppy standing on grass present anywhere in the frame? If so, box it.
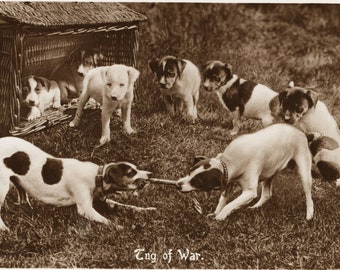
[177,124,314,221]
[149,56,200,122]
[70,64,140,145]
[279,82,340,186]
[0,136,153,231]
[202,60,279,135]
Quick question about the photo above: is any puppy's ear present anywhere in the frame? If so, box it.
[306,90,319,108]
[149,59,160,73]
[193,155,208,165]
[278,90,288,105]
[94,51,104,66]
[176,58,187,79]
[69,48,83,63]
[34,76,51,91]
[127,67,140,85]
[224,63,233,81]
[202,60,213,71]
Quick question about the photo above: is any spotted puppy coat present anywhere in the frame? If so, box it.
[202,60,279,135]
[150,56,200,122]
[177,124,314,220]
[279,82,340,186]
[0,137,152,231]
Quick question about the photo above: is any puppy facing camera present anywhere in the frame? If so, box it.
[149,56,200,123]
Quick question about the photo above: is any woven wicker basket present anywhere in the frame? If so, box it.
[0,2,146,136]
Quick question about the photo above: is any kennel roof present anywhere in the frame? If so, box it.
[0,2,147,27]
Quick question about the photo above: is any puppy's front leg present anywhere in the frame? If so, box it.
[215,189,257,220]
[230,108,241,135]
[100,102,116,145]
[121,101,136,134]
[183,96,197,122]
[163,95,175,116]
[70,91,90,127]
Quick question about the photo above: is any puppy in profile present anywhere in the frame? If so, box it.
[21,75,61,120]
[279,81,340,185]
[177,124,314,220]
[70,64,140,145]
[202,60,279,135]
[149,56,200,122]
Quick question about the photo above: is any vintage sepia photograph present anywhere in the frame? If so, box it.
[0,1,339,269]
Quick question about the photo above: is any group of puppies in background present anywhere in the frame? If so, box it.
[1,51,338,231]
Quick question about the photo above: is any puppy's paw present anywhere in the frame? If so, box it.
[336,178,340,187]
[53,101,61,109]
[28,107,41,120]
[124,127,136,135]
[229,129,239,136]
[69,121,76,127]
[206,213,216,219]
[215,212,228,221]
[99,135,111,145]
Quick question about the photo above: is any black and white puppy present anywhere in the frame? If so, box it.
[21,75,61,120]
[177,124,314,220]
[202,60,279,135]
[0,137,153,231]
[279,82,340,186]
[150,56,200,122]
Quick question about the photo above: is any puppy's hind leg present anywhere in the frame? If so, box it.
[0,178,10,231]
[295,151,314,220]
[249,177,273,208]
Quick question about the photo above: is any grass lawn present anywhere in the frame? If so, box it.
[0,3,339,269]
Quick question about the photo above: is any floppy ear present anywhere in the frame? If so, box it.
[278,90,288,105]
[193,155,209,165]
[69,48,83,63]
[34,76,51,91]
[176,58,187,79]
[224,63,233,81]
[94,50,104,66]
[202,60,213,71]
[306,90,319,108]
[149,59,160,73]
[127,67,140,85]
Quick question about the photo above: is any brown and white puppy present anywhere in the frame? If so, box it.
[149,56,200,122]
[69,64,140,145]
[177,123,314,220]
[0,136,153,231]
[202,60,279,135]
[21,75,61,120]
[51,48,104,104]
[279,82,340,185]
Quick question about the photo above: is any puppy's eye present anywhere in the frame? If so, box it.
[296,107,304,114]
[85,60,92,65]
[213,76,220,82]
[35,87,41,93]
[119,83,125,87]
[167,72,176,78]
[106,83,112,87]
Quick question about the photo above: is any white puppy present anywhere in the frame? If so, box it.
[177,124,314,220]
[70,64,140,145]
[22,76,61,120]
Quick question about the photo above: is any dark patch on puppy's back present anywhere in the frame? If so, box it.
[4,151,30,175]
[42,158,63,185]
[222,79,256,114]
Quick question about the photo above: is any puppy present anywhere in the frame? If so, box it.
[177,123,314,220]
[149,56,200,122]
[51,48,104,104]
[0,136,153,231]
[202,60,279,135]
[69,64,140,145]
[21,75,61,120]
[279,82,340,185]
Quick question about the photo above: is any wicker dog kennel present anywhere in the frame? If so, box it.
[0,2,146,136]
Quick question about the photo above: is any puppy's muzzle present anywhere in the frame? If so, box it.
[160,83,167,89]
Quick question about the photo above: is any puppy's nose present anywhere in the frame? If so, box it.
[28,100,35,106]
[160,83,166,89]
[111,96,118,101]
